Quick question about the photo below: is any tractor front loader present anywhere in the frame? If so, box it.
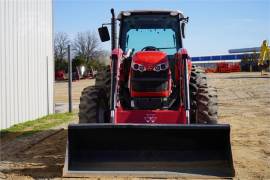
[63,9,235,178]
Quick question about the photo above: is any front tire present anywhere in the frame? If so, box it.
[95,66,111,99]
[79,86,110,123]
[189,66,218,124]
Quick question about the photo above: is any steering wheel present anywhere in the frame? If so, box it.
[141,46,159,51]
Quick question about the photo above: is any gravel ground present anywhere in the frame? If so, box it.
[54,79,95,104]
[207,72,270,179]
[0,72,269,179]
[54,79,95,113]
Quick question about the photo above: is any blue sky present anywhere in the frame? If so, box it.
[54,0,270,56]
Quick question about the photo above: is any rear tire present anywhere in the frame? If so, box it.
[95,66,111,99]
[190,65,218,124]
[79,86,110,123]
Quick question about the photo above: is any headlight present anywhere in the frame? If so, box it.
[154,63,169,72]
[131,62,145,72]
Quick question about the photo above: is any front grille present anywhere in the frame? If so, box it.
[132,80,168,92]
[131,69,169,92]
[133,70,168,79]
[133,97,164,109]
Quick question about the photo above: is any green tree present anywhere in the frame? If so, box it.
[73,55,86,67]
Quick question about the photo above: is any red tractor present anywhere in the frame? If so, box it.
[64,9,234,178]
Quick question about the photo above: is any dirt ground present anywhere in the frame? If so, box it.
[207,72,270,179]
[54,79,95,104]
[0,72,269,179]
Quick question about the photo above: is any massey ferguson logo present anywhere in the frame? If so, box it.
[144,114,157,123]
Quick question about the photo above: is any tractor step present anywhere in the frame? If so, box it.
[63,124,235,178]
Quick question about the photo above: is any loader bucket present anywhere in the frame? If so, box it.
[63,124,234,178]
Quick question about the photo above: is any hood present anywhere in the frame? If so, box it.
[132,51,168,70]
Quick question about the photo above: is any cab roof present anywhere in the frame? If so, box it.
[117,10,185,20]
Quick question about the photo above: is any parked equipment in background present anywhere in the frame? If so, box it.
[63,9,235,178]
[258,40,270,75]
[205,62,240,73]
[228,40,270,73]
[82,66,97,79]
[72,66,80,81]
[55,70,65,80]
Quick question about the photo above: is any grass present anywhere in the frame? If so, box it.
[0,112,75,138]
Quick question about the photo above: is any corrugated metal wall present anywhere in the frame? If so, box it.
[0,0,54,130]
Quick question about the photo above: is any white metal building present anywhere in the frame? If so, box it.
[0,0,54,130]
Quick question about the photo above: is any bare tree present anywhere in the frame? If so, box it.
[73,31,100,63]
[54,32,70,61]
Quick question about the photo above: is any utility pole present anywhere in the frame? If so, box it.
[68,45,72,112]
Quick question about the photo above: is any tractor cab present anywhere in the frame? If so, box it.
[118,10,184,55]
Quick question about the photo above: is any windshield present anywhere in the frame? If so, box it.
[126,29,176,54]
[120,14,181,55]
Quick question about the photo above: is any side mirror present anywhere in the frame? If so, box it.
[98,26,110,42]
[181,23,186,39]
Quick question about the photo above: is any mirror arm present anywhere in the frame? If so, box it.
[180,16,189,23]
[102,23,111,27]
[180,17,189,39]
